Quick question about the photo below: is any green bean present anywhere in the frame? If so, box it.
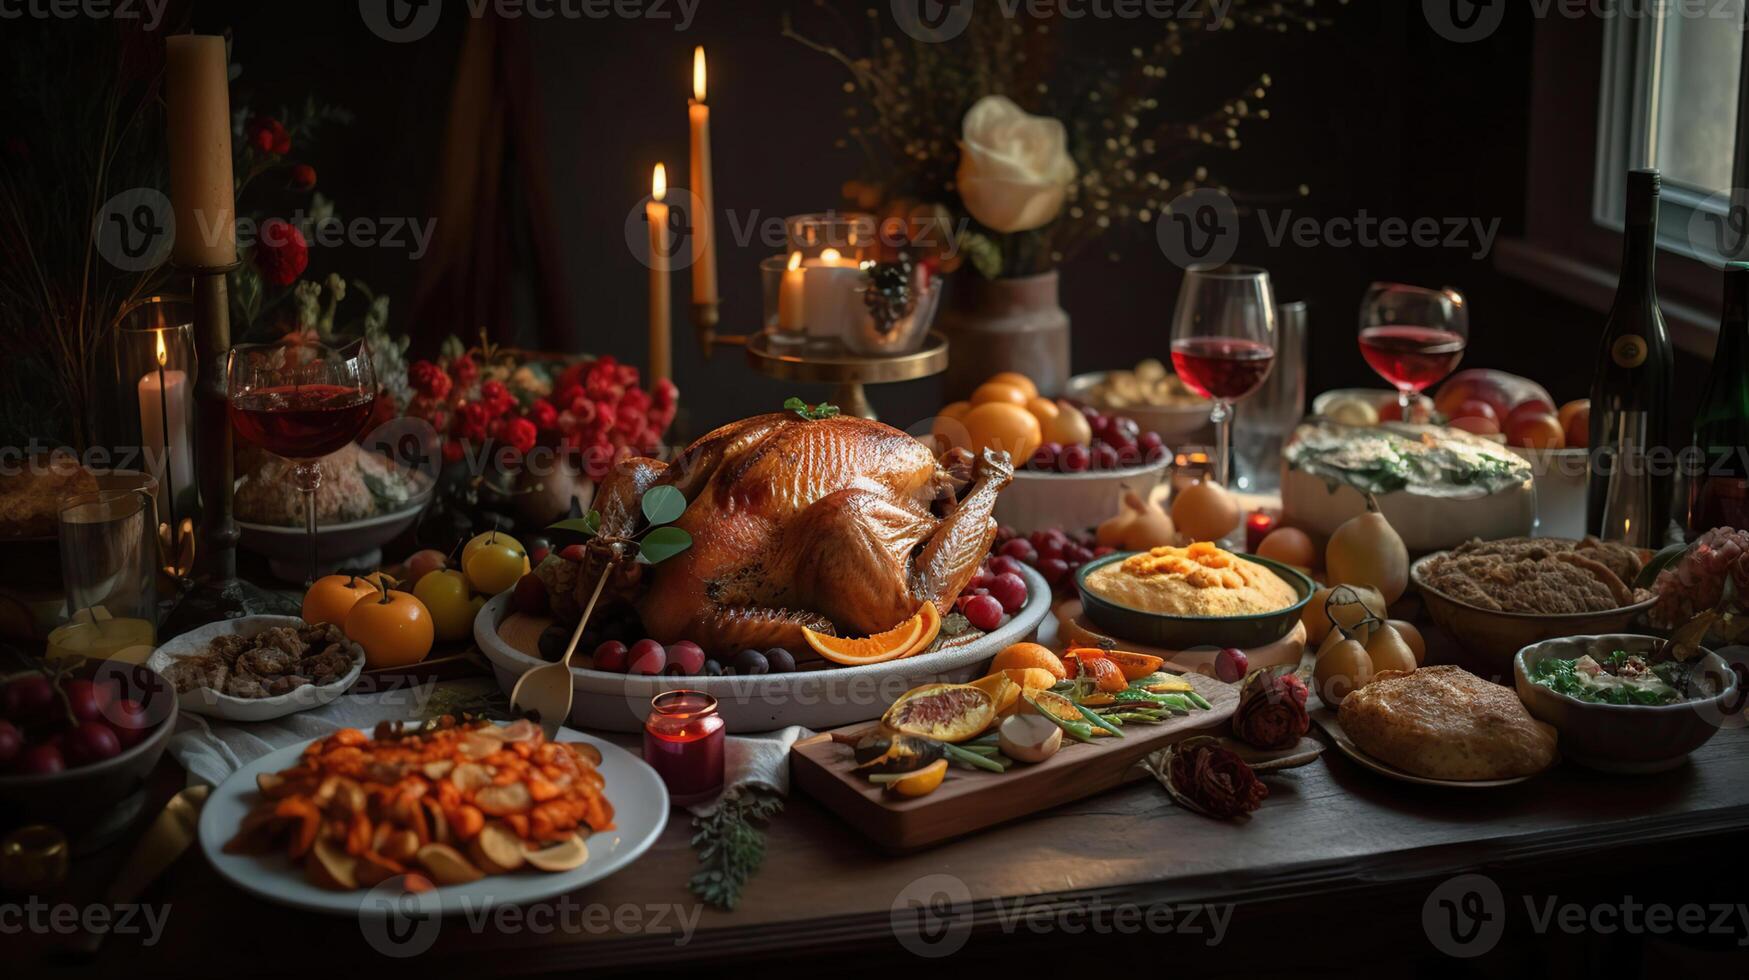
[1075,703,1126,737]
[941,742,1007,773]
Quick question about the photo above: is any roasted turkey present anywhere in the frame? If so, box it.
[540,413,1013,653]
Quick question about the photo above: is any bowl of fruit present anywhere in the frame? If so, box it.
[0,660,177,839]
[933,372,1172,538]
[1064,360,1215,445]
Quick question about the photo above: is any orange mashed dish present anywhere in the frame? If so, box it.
[1086,542,1300,617]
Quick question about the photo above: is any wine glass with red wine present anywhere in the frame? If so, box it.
[1170,265,1278,488]
[1358,283,1469,422]
[227,339,377,586]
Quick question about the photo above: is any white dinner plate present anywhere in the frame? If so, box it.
[196,723,669,916]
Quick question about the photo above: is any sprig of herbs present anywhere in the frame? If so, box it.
[546,484,692,565]
[784,397,840,421]
[688,787,785,910]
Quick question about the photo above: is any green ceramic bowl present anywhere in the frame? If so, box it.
[1075,551,1314,650]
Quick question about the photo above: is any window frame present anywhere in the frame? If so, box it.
[1499,5,1747,355]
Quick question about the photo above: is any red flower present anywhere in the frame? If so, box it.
[441,439,464,465]
[1166,739,1268,819]
[454,400,491,443]
[498,417,538,455]
[253,219,308,287]
[288,163,317,191]
[409,361,452,400]
[1231,666,1310,750]
[246,116,292,155]
[528,398,558,432]
[652,377,678,408]
[448,355,479,387]
[480,381,516,419]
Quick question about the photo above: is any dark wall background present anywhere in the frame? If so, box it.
[181,0,1708,436]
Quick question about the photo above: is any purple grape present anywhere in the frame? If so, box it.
[666,640,706,676]
[1091,444,1121,471]
[989,555,1026,578]
[765,648,797,673]
[1029,442,1063,472]
[732,649,770,675]
[988,572,1028,613]
[1037,557,1070,586]
[1000,538,1038,564]
[1060,444,1092,473]
[963,594,1004,631]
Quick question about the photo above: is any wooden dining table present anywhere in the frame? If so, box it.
[14,614,1749,976]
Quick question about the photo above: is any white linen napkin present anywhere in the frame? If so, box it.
[165,682,811,814]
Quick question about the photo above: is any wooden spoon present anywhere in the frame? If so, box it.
[510,564,614,741]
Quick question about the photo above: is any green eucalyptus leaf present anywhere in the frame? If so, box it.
[548,517,598,537]
[586,509,602,533]
[637,526,693,565]
[641,485,686,526]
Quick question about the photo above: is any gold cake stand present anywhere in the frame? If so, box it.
[743,331,949,421]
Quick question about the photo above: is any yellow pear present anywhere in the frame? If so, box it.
[1325,494,1408,604]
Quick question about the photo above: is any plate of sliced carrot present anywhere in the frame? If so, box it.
[197,716,668,915]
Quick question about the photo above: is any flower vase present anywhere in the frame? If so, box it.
[937,270,1071,400]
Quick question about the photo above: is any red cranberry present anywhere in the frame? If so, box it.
[1037,557,1070,586]
[989,556,1026,577]
[999,538,1038,564]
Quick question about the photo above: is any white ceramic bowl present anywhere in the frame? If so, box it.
[236,478,434,582]
[1064,371,1213,444]
[473,564,1053,733]
[1507,446,1590,540]
[994,458,1170,535]
[147,615,365,723]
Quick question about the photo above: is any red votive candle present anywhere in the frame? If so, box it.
[1245,510,1276,552]
[643,690,726,806]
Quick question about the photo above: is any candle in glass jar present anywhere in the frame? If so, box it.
[775,252,807,332]
[165,35,237,268]
[138,330,191,534]
[798,248,866,341]
[643,690,725,806]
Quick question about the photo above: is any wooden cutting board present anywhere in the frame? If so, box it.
[790,672,1238,851]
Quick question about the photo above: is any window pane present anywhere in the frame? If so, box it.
[1651,2,1743,196]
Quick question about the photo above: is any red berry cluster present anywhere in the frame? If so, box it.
[955,557,1032,631]
[550,356,679,478]
[404,354,678,473]
[992,526,1115,599]
[1026,405,1169,473]
[0,673,159,776]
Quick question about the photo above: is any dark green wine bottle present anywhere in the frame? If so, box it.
[1588,169,1675,540]
[1687,262,1749,537]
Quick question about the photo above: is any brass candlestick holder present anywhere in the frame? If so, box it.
[160,262,296,634]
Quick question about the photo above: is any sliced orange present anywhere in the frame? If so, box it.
[969,672,1022,716]
[900,602,942,659]
[805,607,929,666]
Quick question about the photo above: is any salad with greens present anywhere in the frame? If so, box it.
[1530,650,1694,706]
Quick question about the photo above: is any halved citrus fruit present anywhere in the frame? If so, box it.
[805,607,929,666]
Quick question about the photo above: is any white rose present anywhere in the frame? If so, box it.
[955,95,1077,234]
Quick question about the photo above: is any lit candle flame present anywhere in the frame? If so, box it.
[820,247,841,263]
[652,163,667,202]
[154,329,168,367]
[692,46,707,103]
[787,251,802,271]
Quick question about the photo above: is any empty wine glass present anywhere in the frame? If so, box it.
[1358,283,1469,422]
[226,339,377,586]
[1169,265,1278,487]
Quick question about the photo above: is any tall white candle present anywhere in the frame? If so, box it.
[647,164,673,383]
[688,47,718,310]
[138,332,191,527]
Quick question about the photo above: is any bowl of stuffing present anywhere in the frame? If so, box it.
[146,616,366,723]
[234,444,433,581]
[1412,537,1657,672]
